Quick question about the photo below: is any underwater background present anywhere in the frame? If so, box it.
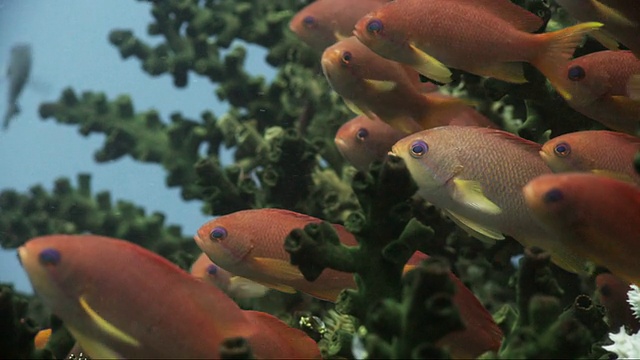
[1,0,640,359]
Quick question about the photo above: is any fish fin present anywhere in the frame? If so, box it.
[408,43,452,84]
[549,250,587,274]
[533,22,604,101]
[455,0,543,32]
[252,279,298,294]
[470,61,527,83]
[228,276,270,299]
[343,98,377,119]
[590,0,638,28]
[363,78,397,92]
[591,169,636,184]
[252,257,305,281]
[67,326,126,360]
[78,295,140,347]
[34,328,51,350]
[628,74,640,101]
[452,178,503,215]
[333,30,350,42]
[590,30,621,51]
[444,209,505,244]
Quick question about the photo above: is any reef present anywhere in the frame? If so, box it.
[0,0,635,358]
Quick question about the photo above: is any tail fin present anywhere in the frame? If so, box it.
[532,22,604,101]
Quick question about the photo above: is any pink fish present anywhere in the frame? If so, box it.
[523,173,640,286]
[540,130,640,184]
[289,0,389,52]
[322,36,491,133]
[335,115,409,171]
[19,235,321,359]
[195,209,503,358]
[595,273,640,333]
[354,0,602,94]
[190,252,268,299]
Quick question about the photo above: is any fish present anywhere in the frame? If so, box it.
[289,0,389,53]
[549,50,640,134]
[540,130,640,184]
[190,252,269,299]
[353,0,602,92]
[389,126,586,273]
[334,115,409,171]
[321,36,492,133]
[18,235,321,359]
[34,328,52,350]
[555,0,640,57]
[3,44,32,130]
[595,273,640,333]
[195,209,502,358]
[523,173,640,286]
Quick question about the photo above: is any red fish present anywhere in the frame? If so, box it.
[540,130,640,184]
[556,0,640,57]
[18,235,321,359]
[195,208,503,358]
[550,50,640,134]
[335,115,410,171]
[595,273,640,333]
[190,252,268,299]
[322,36,491,133]
[289,0,389,52]
[523,173,640,286]
[354,0,602,94]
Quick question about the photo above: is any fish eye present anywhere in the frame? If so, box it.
[553,142,571,157]
[210,226,228,241]
[302,15,316,28]
[366,19,383,34]
[341,51,352,65]
[356,128,369,141]
[38,248,61,266]
[409,140,428,158]
[206,264,218,276]
[543,188,564,203]
[567,65,585,81]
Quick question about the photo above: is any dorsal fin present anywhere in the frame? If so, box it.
[480,128,543,154]
[258,208,358,245]
[457,0,543,32]
[602,130,640,145]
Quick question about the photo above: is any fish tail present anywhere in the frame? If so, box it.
[532,22,604,101]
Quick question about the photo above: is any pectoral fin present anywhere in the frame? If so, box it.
[408,43,452,84]
[364,79,397,92]
[628,74,640,101]
[591,169,636,183]
[252,279,298,294]
[333,30,350,41]
[67,326,126,360]
[444,209,505,244]
[78,295,139,347]
[228,276,270,298]
[343,98,377,119]
[452,178,502,215]
[252,257,305,281]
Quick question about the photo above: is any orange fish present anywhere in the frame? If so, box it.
[196,209,502,358]
[34,328,52,350]
[354,0,602,91]
[289,0,389,52]
[390,126,587,273]
[595,273,640,333]
[523,173,640,285]
[18,235,320,359]
[540,130,640,184]
[321,36,490,133]
[190,252,269,299]
[551,50,640,134]
[335,115,410,171]
[556,0,640,57]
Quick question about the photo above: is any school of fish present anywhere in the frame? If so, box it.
[17,0,640,358]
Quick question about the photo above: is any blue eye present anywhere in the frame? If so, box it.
[302,15,316,27]
[341,51,352,65]
[366,19,383,34]
[210,226,228,241]
[543,188,564,203]
[409,140,428,158]
[206,264,218,276]
[554,142,571,157]
[568,66,585,81]
[39,248,61,266]
[356,128,369,141]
